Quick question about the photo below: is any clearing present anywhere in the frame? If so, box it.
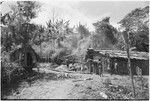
[2,63,149,99]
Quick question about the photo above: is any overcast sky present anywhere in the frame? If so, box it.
[1,0,149,31]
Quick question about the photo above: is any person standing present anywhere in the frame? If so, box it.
[114,59,118,74]
[110,59,114,75]
[107,58,110,71]
[98,59,103,77]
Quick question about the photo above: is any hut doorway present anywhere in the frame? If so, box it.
[27,52,33,67]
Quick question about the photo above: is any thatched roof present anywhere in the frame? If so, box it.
[95,50,149,60]
[10,45,40,61]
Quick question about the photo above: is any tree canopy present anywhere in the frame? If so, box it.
[119,6,149,52]
[92,17,118,50]
[93,17,118,45]
[77,23,91,39]
[1,1,41,51]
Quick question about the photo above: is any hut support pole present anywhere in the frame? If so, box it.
[39,34,42,57]
[126,32,136,97]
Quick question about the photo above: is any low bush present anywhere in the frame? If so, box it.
[1,51,25,88]
[51,48,72,65]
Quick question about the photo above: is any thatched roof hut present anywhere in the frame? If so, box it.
[92,49,149,75]
[10,45,39,71]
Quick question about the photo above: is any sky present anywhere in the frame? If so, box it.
[1,0,149,31]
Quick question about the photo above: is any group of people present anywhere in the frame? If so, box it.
[88,59,103,76]
[84,48,103,76]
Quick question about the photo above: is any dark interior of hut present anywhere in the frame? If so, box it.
[27,52,33,67]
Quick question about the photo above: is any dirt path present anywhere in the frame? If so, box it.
[17,79,73,99]
[5,67,106,99]
[6,68,73,99]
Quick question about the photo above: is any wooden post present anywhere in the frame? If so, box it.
[8,71,13,94]
[39,33,42,57]
[24,45,27,68]
[126,31,136,97]
[136,66,143,90]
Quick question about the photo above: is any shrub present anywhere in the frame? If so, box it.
[1,51,24,87]
[51,48,72,65]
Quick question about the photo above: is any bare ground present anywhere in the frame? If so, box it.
[2,64,149,100]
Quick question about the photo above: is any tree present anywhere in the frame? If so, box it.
[17,1,41,21]
[93,17,118,45]
[118,6,149,97]
[114,31,126,50]
[46,19,74,48]
[92,17,118,50]
[77,23,90,39]
[33,25,45,45]
[32,25,45,56]
[1,1,41,51]
[119,6,149,52]
[123,29,136,97]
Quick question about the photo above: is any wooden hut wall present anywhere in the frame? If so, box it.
[102,57,109,72]
[93,55,110,73]
[108,58,127,74]
[114,58,129,75]
[91,50,149,75]
[143,60,149,75]
[111,58,149,75]
[131,59,149,75]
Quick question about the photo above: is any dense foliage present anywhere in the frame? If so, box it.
[77,23,91,39]
[1,1,41,51]
[1,1,41,88]
[92,17,119,50]
[119,6,149,52]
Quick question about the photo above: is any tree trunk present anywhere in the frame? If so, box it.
[126,32,136,97]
